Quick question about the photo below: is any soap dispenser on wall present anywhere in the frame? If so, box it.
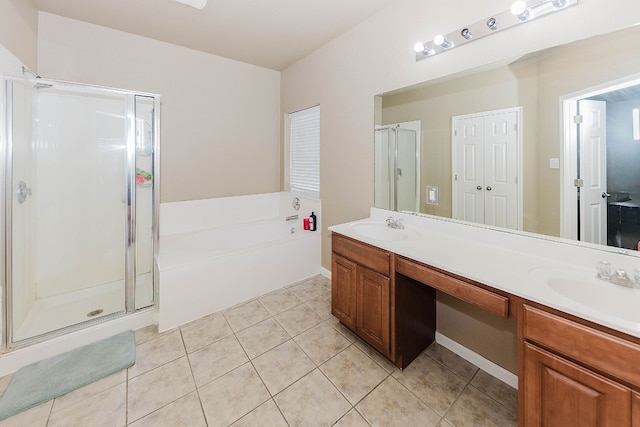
[310,212,317,231]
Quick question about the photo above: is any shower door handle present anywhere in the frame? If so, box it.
[16,181,32,204]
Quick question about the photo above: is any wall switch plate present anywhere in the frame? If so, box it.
[426,186,439,205]
[549,158,560,169]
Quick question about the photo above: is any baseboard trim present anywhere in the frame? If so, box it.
[436,332,518,389]
[321,267,331,279]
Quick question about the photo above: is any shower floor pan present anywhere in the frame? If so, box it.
[13,274,153,343]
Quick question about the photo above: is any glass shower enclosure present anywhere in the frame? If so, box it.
[374,125,419,212]
[1,76,159,348]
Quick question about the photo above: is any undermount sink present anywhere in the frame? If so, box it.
[529,267,640,323]
[350,221,413,242]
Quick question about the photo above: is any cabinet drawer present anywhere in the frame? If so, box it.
[396,256,509,318]
[524,305,640,387]
[331,233,390,276]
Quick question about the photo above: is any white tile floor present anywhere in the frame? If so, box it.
[0,275,518,427]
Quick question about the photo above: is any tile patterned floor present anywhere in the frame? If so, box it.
[0,275,518,427]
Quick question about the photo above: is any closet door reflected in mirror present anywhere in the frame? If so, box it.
[452,107,522,230]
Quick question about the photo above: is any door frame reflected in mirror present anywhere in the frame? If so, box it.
[561,75,640,251]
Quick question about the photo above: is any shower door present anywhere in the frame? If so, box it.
[395,128,418,212]
[4,78,149,344]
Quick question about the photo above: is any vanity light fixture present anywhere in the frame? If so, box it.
[174,0,208,9]
[633,108,640,141]
[413,0,579,61]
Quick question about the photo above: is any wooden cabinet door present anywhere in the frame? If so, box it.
[633,391,640,427]
[356,266,390,356]
[331,253,357,331]
[524,342,631,427]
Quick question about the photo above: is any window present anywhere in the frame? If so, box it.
[289,105,320,199]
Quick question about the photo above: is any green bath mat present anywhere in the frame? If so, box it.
[0,330,135,420]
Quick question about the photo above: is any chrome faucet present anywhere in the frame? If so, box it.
[386,216,404,229]
[611,269,634,288]
[286,214,299,222]
[596,261,638,288]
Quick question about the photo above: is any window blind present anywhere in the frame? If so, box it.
[289,105,320,199]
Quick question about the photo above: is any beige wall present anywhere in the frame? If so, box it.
[0,40,25,76]
[0,0,38,70]
[37,12,281,203]
[282,0,640,372]
[438,294,518,373]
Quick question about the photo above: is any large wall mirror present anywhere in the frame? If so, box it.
[375,24,640,253]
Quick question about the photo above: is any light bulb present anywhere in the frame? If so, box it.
[413,42,426,53]
[434,34,453,49]
[511,1,530,21]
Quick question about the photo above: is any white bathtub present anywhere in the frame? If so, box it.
[158,193,321,331]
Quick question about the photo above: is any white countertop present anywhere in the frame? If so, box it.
[329,208,640,339]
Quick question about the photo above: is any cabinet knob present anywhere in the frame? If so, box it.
[486,186,492,191]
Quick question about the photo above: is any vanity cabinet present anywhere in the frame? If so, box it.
[332,234,444,368]
[330,224,640,425]
[331,234,393,358]
[522,304,640,427]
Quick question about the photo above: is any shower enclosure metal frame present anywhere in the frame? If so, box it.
[0,76,160,350]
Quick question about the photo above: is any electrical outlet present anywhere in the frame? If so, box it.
[426,186,439,205]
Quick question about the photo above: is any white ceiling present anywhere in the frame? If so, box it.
[35,0,399,71]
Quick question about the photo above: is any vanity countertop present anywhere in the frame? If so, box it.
[329,208,640,339]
